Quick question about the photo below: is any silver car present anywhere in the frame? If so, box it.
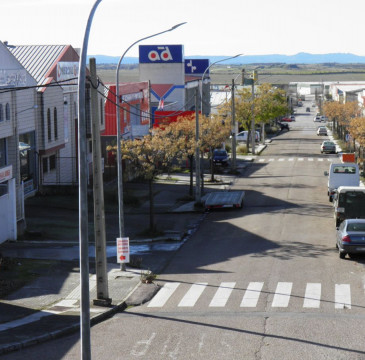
[336,219,365,259]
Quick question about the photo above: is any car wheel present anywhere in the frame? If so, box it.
[336,242,338,249]
[339,250,346,259]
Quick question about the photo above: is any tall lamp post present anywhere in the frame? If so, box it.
[115,23,186,270]
[196,54,242,203]
[77,0,102,359]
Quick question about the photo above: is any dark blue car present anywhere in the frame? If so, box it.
[213,149,229,166]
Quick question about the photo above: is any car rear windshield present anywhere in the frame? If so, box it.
[347,223,365,232]
[333,166,356,174]
[214,151,226,156]
[339,191,365,208]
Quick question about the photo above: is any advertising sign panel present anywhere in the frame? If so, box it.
[139,45,183,64]
[185,59,210,75]
[57,62,79,82]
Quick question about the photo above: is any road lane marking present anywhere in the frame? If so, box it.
[178,282,208,307]
[303,283,321,308]
[209,282,236,307]
[148,282,180,307]
[335,284,351,309]
[272,282,293,307]
[241,282,264,307]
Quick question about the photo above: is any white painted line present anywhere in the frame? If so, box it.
[298,158,304,161]
[288,158,294,161]
[269,158,275,162]
[241,282,264,307]
[318,158,324,162]
[178,282,208,307]
[335,284,351,309]
[148,282,180,307]
[209,282,236,307]
[308,158,314,161]
[303,283,321,308]
[258,159,265,162]
[55,299,78,308]
[278,158,284,162]
[272,282,293,307]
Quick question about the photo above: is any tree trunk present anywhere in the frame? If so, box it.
[210,147,215,182]
[189,155,194,197]
[148,178,154,231]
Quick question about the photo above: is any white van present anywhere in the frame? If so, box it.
[324,163,360,201]
[235,131,260,143]
[333,186,365,227]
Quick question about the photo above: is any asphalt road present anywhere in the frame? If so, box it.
[4,98,365,360]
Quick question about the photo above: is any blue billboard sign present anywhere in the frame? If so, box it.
[185,59,210,75]
[139,45,183,64]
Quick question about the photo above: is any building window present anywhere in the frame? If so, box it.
[5,103,10,121]
[0,104,3,122]
[100,99,104,125]
[49,155,56,171]
[47,108,51,142]
[42,157,48,173]
[54,107,58,140]
[0,138,6,168]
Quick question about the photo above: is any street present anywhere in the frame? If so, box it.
[3,99,365,359]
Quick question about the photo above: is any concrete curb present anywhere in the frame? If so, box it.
[0,279,142,355]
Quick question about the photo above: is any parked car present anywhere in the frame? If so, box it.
[336,219,365,259]
[306,107,311,112]
[213,149,229,166]
[234,130,260,142]
[332,186,365,226]
[281,117,292,122]
[321,116,328,122]
[278,122,289,131]
[314,116,321,122]
[317,126,327,136]
[321,141,336,154]
[290,115,295,121]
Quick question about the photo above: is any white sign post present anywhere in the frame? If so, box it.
[117,237,130,263]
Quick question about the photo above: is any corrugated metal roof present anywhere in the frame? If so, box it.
[9,45,67,85]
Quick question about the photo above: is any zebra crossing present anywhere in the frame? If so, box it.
[147,281,355,310]
[255,157,337,163]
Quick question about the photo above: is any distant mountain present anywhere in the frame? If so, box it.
[88,52,365,65]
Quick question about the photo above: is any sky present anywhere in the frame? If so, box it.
[2,0,365,58]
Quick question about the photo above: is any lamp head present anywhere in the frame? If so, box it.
[170,22,187,30]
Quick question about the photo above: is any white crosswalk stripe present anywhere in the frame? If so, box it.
[335,284,351,309]
[178,282,208,307]
[272,282,293,307]
[147,281,355,310]
[254,157,337,163]
[147,282,180,307]
[303,283,321,308]
[209,282,236,307]
[240,282,264,307]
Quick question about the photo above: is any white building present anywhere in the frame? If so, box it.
[0,41,38,241]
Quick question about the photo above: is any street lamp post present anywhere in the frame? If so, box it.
[77,1,102,359]
[115,23,186,270]
[196,54,242,203]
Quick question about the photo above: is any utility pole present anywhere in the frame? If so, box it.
[89,58,111,307]
[195,87,201,204]
[251,70,257,155]
[231,78,236,170]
